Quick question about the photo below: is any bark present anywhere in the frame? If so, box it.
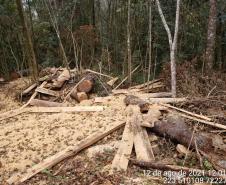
[205,0,217,70]
[124,95,150,113]
[77,75,95,93]
[156,0,181,97]
[147,0,152,89]
[16,0,38,81]
[151,114,213,153]
[127,0,132,85]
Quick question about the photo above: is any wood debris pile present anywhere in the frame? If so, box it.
[1,68,226,184]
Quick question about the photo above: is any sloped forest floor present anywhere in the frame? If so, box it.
[0,65,226,185]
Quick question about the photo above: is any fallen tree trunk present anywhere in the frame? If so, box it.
[151,114,213,153]
[30,99,65,107]
[7,121,125,185]
[77,75,95,93]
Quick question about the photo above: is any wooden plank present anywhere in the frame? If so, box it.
[147,98,187,103]
[22,83,37,95]
[161,103,212,121]
[0,106,105,121]
[132,110,155,162]
[21,81,47,109]
[7,121,125,185]
[35,87,59,97]
[29,106,105,113]
[0,108,26,121]
[111,116,134,172]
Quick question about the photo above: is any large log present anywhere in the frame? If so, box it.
[151,114,213,153]
[77,75,95,93]
[7,121,125,185]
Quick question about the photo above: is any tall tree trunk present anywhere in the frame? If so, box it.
[147,0,152,90]
[127,0,132,85]
[156,0,181,97]
[16,0,38,81]
[205,0,217,70]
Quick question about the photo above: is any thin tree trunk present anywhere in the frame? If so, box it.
[147,0,152,91]
[16,0,38,81]
[156,0,181,97]
[205,0,217,70]
[127,0,132,85]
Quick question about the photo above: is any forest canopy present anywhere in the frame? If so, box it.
[0,0,226,91]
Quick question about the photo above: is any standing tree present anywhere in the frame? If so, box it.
[16,0,38,81]
[127,0,132,85]
[156,0,181,97]
[205,0,217,70]
[147,0,153,90]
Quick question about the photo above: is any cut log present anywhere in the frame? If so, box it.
[52,69,70,88]
[161,103,212,121]
[131,107,155,162]
[71,91,88,102]
[30,99,64,107]
[130,159,226,180]
[111,114,134,172]
[151,114,213,153]
[29,106,105,113]
[22,83,37,95]
[35,87,59,97]
[124,95,149,113]
[77,75,95,93]
[141,104,164,128]
[64,77,86,102]
[7,121,125,185]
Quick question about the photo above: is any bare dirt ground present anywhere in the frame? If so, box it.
[0,79,162,185]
